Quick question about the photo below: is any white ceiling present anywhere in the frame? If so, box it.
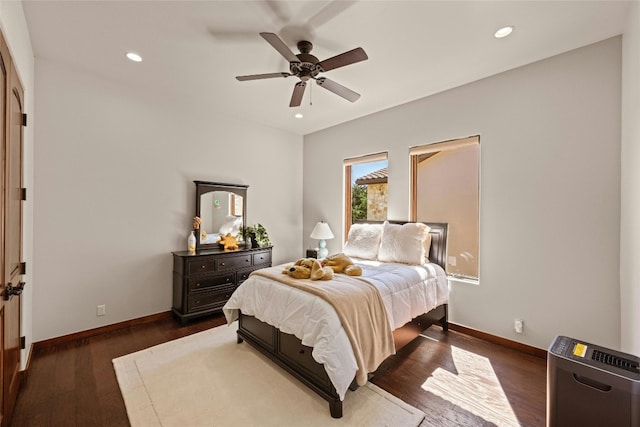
[22,0,631,136]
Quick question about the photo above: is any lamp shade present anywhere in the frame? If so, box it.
[310,221,334,240]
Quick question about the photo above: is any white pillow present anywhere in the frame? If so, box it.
[378,221,430,265]
[423,232,432,264]
[343,223,384,260]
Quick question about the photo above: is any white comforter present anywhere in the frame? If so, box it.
[223,259,448,400]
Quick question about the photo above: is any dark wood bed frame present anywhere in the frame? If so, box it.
[236,222,449,418]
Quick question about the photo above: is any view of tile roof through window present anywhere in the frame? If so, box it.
[355,167,388,185]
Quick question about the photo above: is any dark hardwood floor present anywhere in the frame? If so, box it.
[372,327,547,427]
[11,314,546,426]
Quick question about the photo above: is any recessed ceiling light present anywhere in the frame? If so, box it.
[494,26,514,38]
[294,113,303,119]
[126,52,142,62]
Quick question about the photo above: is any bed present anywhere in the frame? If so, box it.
[223,221,449,418]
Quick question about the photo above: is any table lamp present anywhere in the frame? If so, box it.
[310,221,334,259]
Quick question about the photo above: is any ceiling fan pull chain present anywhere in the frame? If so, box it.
[310,83,313,106]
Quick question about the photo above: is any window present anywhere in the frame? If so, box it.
[410,136,480,281]
[344,153,388,236]
[230,193,243,216]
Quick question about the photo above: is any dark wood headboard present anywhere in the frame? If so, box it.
[354,220,448,270]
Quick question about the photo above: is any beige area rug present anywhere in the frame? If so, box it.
[113,324,425,427]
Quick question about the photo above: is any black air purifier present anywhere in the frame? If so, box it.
[547,336,640,427]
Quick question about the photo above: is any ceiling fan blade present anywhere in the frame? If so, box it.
[260,32,300,63]
[236,72,291,81]
[316,77,360,102]
[316,47,368,72]
[306,1,357,28]
[290,81,307,107]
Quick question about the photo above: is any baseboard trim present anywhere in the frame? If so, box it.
[20,343,34,387]
[447,322,547,359]
[32,311,173,352]
[30,311,546,360]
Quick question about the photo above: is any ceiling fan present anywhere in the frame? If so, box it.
[236,32,368,107]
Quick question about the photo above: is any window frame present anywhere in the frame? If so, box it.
[343,152,388,239]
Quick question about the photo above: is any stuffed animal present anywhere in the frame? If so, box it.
[218,233,239,251]
[322,253,363,276]
[282,258,334,281]
[193,216,207,240]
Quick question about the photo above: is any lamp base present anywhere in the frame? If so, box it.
[317,239,328,259]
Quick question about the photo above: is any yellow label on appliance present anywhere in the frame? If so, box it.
[573,342,587,358]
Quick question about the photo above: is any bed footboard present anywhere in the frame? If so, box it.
[236,303,447,418]
[237,312,343,418]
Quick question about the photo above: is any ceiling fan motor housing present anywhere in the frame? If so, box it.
[290,41,320,81]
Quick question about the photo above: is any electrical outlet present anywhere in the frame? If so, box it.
[514,318,524,333]
[97,304,106,317]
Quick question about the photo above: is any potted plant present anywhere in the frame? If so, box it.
[241,223,271,248]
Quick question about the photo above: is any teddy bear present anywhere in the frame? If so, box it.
[193,216,207,241]
[322,253,363,276]
[282,258,334,281]
[218,233,239,251]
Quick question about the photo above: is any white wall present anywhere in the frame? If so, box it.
[32,58,303,341]
[0,0,35,368]
[304,37,622,350]
[620,1,640,355]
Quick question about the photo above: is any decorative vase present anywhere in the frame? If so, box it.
[187,231,196,254]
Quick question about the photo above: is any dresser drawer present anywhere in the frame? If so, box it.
[188,272,234,292]
[187,258,216,274]
[253,251,271,266]
[237,267,256,284]
[278,331,330,386]
[187,284,236,312]
[217,254,252,271]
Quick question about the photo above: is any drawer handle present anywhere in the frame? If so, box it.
[195,300,200,304]
[299,349,305,355]
[226,277,231,282]
[201,265,206,269]
[220,262,225,266]
[245,259,250,262]
[195,283,200,287]
[225,294,230,298]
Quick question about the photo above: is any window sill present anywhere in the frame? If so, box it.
[447,276,479,286]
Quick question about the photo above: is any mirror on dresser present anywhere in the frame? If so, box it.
[194,181,247,250]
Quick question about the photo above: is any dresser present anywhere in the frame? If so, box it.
[172,246,272,325]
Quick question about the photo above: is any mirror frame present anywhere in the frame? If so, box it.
[194,180,248,250]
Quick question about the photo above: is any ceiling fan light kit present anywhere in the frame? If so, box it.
[236,32,368,107]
